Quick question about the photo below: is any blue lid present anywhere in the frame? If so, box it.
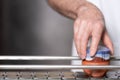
[86,45,110,61]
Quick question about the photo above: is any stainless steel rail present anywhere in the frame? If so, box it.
[0,65,120,70]
[0,56,80,60]
[0,56,119,60]
[0,56,120,70]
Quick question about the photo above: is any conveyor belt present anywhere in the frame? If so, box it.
[0,71,118,80]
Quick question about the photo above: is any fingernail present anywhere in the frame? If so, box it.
[81,55,85,59]
[90,51,95,57]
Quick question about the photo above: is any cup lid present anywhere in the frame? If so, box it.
[86,45,110,61]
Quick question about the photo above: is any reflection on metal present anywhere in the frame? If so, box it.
[0,56,119,60]
[0,65,120,70]
[0,56,120,70]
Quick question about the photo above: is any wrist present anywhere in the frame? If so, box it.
[76,2,104,20]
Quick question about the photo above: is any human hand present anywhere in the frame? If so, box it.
[74,5,113,59]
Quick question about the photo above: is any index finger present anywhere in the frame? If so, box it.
[90,23,103,56]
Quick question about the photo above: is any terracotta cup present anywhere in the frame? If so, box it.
[82,46,110,78]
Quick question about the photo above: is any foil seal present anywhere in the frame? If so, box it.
[86,46,110,61]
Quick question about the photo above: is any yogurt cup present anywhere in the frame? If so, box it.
[82,46,110,78]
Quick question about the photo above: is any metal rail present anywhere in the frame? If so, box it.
[0,56,80,60]
[0,65,120,70]
[0,56,119,60]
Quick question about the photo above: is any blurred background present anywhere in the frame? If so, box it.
[0,0,73,65]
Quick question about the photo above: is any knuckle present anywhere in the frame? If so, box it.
[76,36,81,41]
[92,39,99,45]
[93,34,100,39]
[96,22,104,28]
[92,31,102,38]
[91,44,97,49]
[90,47,96,51]
[81,47,86,53]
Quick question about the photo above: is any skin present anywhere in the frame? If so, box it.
[47,0,114,59]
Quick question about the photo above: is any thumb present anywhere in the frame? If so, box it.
[102,31,114,55]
